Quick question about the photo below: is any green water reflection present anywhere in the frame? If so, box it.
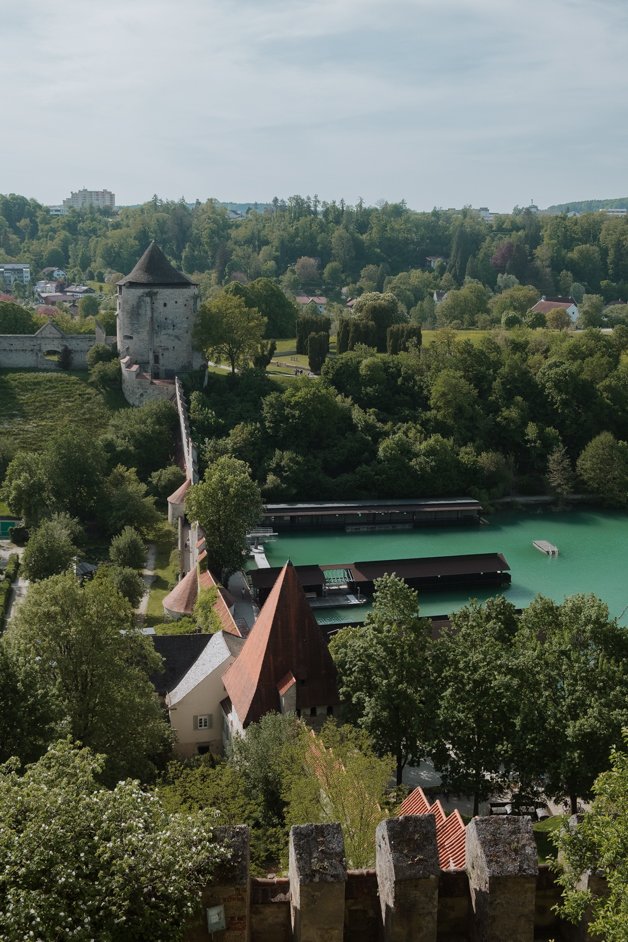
[259,509,628,625]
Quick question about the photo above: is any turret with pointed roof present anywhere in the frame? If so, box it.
[116,242,198,385]
[222,561,339,731]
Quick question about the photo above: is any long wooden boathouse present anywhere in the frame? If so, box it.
[263,498,483,532]
[250,553,511,605]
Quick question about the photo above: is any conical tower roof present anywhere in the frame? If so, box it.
[117,242,193,287]
[222,561,339,727]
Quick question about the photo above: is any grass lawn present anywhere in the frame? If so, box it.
[144,523,179,628]
[533,816,563,864]
[421,329,492,346]
[0,370,126,453]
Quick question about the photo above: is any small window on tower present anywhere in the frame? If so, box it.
[154,354,160,364]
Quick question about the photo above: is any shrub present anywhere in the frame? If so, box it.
[109,526,146,570]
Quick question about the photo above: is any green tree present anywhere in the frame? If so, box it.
[296,311,331,354]
[186,456,263,578]
[284,722,393,868]
[552,733,628,940]
[193,586,221,633]
[307,331,329,373]
[102,465,160,535]
[330,574,433,785]
[158,758,273,873]
[102,401,178,480]
[432,597,520,815]
[194,292,266,374]
[350,291,406,352]
[78,294,99,316]
[0,644,53,764]
[1,452,53,526]
[230,712,302,824]
[22,513,82,582]
[577,432,628,505]
[93,563,146,608]
[86,342,115,369]
[546,442,575,501]
[515,594,628,814]
[148,464,186,503]
[109,525,147,569]
[43,429,107,521]
[6,574,170,783]
[546,307,572,330]
[0,300,36,333]
[0,741,226,942]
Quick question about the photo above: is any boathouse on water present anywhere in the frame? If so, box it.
[250,553,511,605]
[263,498,482,531]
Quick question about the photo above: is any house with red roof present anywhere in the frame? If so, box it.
[161,560,339,757]
[221,561,340,744]
[529,295,579,323]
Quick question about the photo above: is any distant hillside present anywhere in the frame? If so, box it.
[545,197,628,214]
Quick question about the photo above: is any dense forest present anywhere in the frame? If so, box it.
[3,192,628,332]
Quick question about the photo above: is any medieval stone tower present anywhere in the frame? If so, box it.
[116,243,198,381]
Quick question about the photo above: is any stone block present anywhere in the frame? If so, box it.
[201,825,250,942]
[376,815,440,942]
[466,816,538,942]
[289,823,347,942]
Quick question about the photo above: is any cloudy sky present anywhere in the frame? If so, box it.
[2,0,628,211]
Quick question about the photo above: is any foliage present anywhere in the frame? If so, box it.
[0,643,53,764]
[193,586,221,633]
[93,563,146,607]
[194,292,266,374]
[229,712,302,825]
[21,513,83,581]
[432,597,520,815]
[330,574,434,785]
[186,456,263,577]
[89,358,120,390]
[546,442,574,499]
[101,400,177,480]
[577,432,628,505]
[101,464,160,535]
[350,292,406,352]
[148,464,186,503]
[86,342,115,368]
[109,525,146,570]
[386,322,422,354]
[552,733,628,940]
[6,573,171,783]
[307,330,329,373]
[158,758,275,873]
[296,311,330,354]
[514,594,628,814]
[0,741,227,942]
[0,300,36,333]
[284,722,394,868]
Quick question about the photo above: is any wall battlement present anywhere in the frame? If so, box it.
[185,817,598,942]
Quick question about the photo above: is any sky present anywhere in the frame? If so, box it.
[2,0,628,212]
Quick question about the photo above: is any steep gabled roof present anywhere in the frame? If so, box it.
[167,630,244,707]
[399,787,466,870]
[117,242,193,287]
[222,561,339,727]
[163,568,198,616]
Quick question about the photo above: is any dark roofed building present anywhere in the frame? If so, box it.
[117,242,193,287]
[150,633,212,696]
[222,561,339,737]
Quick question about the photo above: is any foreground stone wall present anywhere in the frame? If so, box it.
[184,817,595,942]
[0,323,113,370]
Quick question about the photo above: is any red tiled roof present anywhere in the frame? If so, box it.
[222,561,339,727]
[163,568,198,615]
[277,671,296,695]
[399,787,466,870]
[530,299,574,314]
[167,478,191,505]
[197,570,241,637]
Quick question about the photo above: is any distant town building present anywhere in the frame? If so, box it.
[62,188,115,213]
[295,295,327,313]
[603,207,628,217]
[0,263,31,289]
[476,207,495,223]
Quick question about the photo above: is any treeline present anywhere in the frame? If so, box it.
[4,193,628,328]
[189,326,628,505]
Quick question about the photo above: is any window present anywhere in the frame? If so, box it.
[194,714,212,730]
[310,707,317,717]
[327,706,334,716]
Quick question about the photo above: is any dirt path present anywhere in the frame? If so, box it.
[136,543,157,617]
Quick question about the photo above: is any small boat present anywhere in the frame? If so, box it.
[533,540,559,557]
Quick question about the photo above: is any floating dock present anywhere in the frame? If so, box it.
[533,540,559,557]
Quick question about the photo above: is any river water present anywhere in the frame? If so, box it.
[260,509,628,626]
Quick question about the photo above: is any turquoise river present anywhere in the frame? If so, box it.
[256,509,628,626]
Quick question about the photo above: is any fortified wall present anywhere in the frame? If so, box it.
[0,321,114,370]
[187,817,600,942]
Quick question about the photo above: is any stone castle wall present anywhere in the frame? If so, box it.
[0,324,113,370]
[184,817,600,942]
[116,284,198,378]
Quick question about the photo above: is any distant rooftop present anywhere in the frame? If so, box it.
[117,242,193,287]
